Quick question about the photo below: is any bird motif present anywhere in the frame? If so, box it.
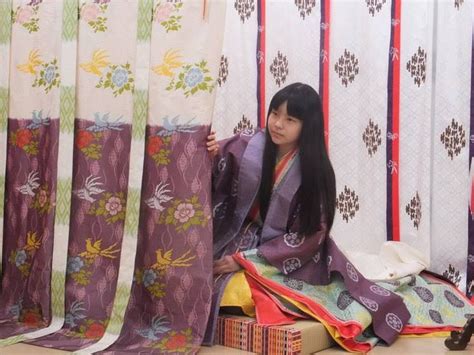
[25,231,41,251]
[135,316,170,341]
[73,175,105,203]
[16,171,40,197]
[64,300,86,328]
[157,115,198,137]
[145,182,173,211]
[151,249,195,271]
[17,49,43,74]
[86,112,124,132]
[26,110,50,129]
[152,49,183,77]
[80,49,110,76]
[79,238,120,260]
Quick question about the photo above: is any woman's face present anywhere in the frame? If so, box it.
[267,101,303,154]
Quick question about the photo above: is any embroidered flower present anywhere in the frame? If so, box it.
[105,196,123,216]
[174,203,195,223]
[154,3,174,22]
[94,0,111,4]
[16,7,34,25]
[28,0,43,5]
[15,250,27,266]
[84,322,105,339]
[147,136,163,156]
[23,311,41,327]
[16,129,33,148]
[184,67,204,88]
[164,333,188,351]
[76,130,94,149]
[111,68,129,88]
[143,269,157,287]
[67,256,85,274]
[81,4,100,22]
[44,65,56,84]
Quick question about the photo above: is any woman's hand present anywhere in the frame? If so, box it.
[213,255,242,274]
[207,131,219,157]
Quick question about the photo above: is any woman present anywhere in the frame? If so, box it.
[203,83,472,352]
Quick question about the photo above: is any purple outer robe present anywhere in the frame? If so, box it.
[204,131,411,346]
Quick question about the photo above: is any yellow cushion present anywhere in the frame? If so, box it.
[220,271,256,317]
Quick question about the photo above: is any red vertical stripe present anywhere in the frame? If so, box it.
[323,0,330,148]
[392,0,401,241]
[259,1,266,128]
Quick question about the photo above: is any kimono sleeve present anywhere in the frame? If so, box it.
[254,221,330,285]
[211,133,253,196]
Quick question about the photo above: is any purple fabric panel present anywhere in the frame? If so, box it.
[0,118,59,338]
[100,125,212,354]
[466,16,474,298]
[31,118,132,350]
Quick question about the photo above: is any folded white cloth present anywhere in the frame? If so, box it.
[344,241,430,281]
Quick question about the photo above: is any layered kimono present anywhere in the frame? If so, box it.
[204,131,473,352]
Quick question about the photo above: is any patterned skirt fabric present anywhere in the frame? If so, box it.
[233,249,474,353]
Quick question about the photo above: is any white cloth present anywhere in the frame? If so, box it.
[344,241,430,281]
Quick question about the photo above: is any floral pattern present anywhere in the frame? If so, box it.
[88,192,126,224]
[153,328,193,352]
[20,307,44,328]
[405,191,422,229]
[294,0,316,20]
[443,264,462,287]
[135,249,195,299]
[269,51,289,87]
[233,115,255,135]
[365,0,387,16]
[217,55,229,87]
[76,113,125,160]
[158,195,208,232]
[76,130,103,159]
[80,50,135,96]
[336,185,360,222]
[147,135,172,166]
[67,239,120,286]
[80,1,111,33]
[66,318,108,339]
[166,60,215,97]
[335,49,359,87]
[362,119,382,157]
[96,64,134,97]
[17,50,60,93]
[406,46,427,87]
[440,119,466,160]
[153,1,183,32]
[8,232,42,278]
[9,127,39,155]
[31,59,60,93]
[234,0,255,23]
[12,1,42,33]
[32,185,52,215]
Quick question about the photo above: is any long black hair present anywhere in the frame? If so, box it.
[258,83,336,235]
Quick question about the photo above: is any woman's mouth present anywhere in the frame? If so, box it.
[271,131,283,139]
